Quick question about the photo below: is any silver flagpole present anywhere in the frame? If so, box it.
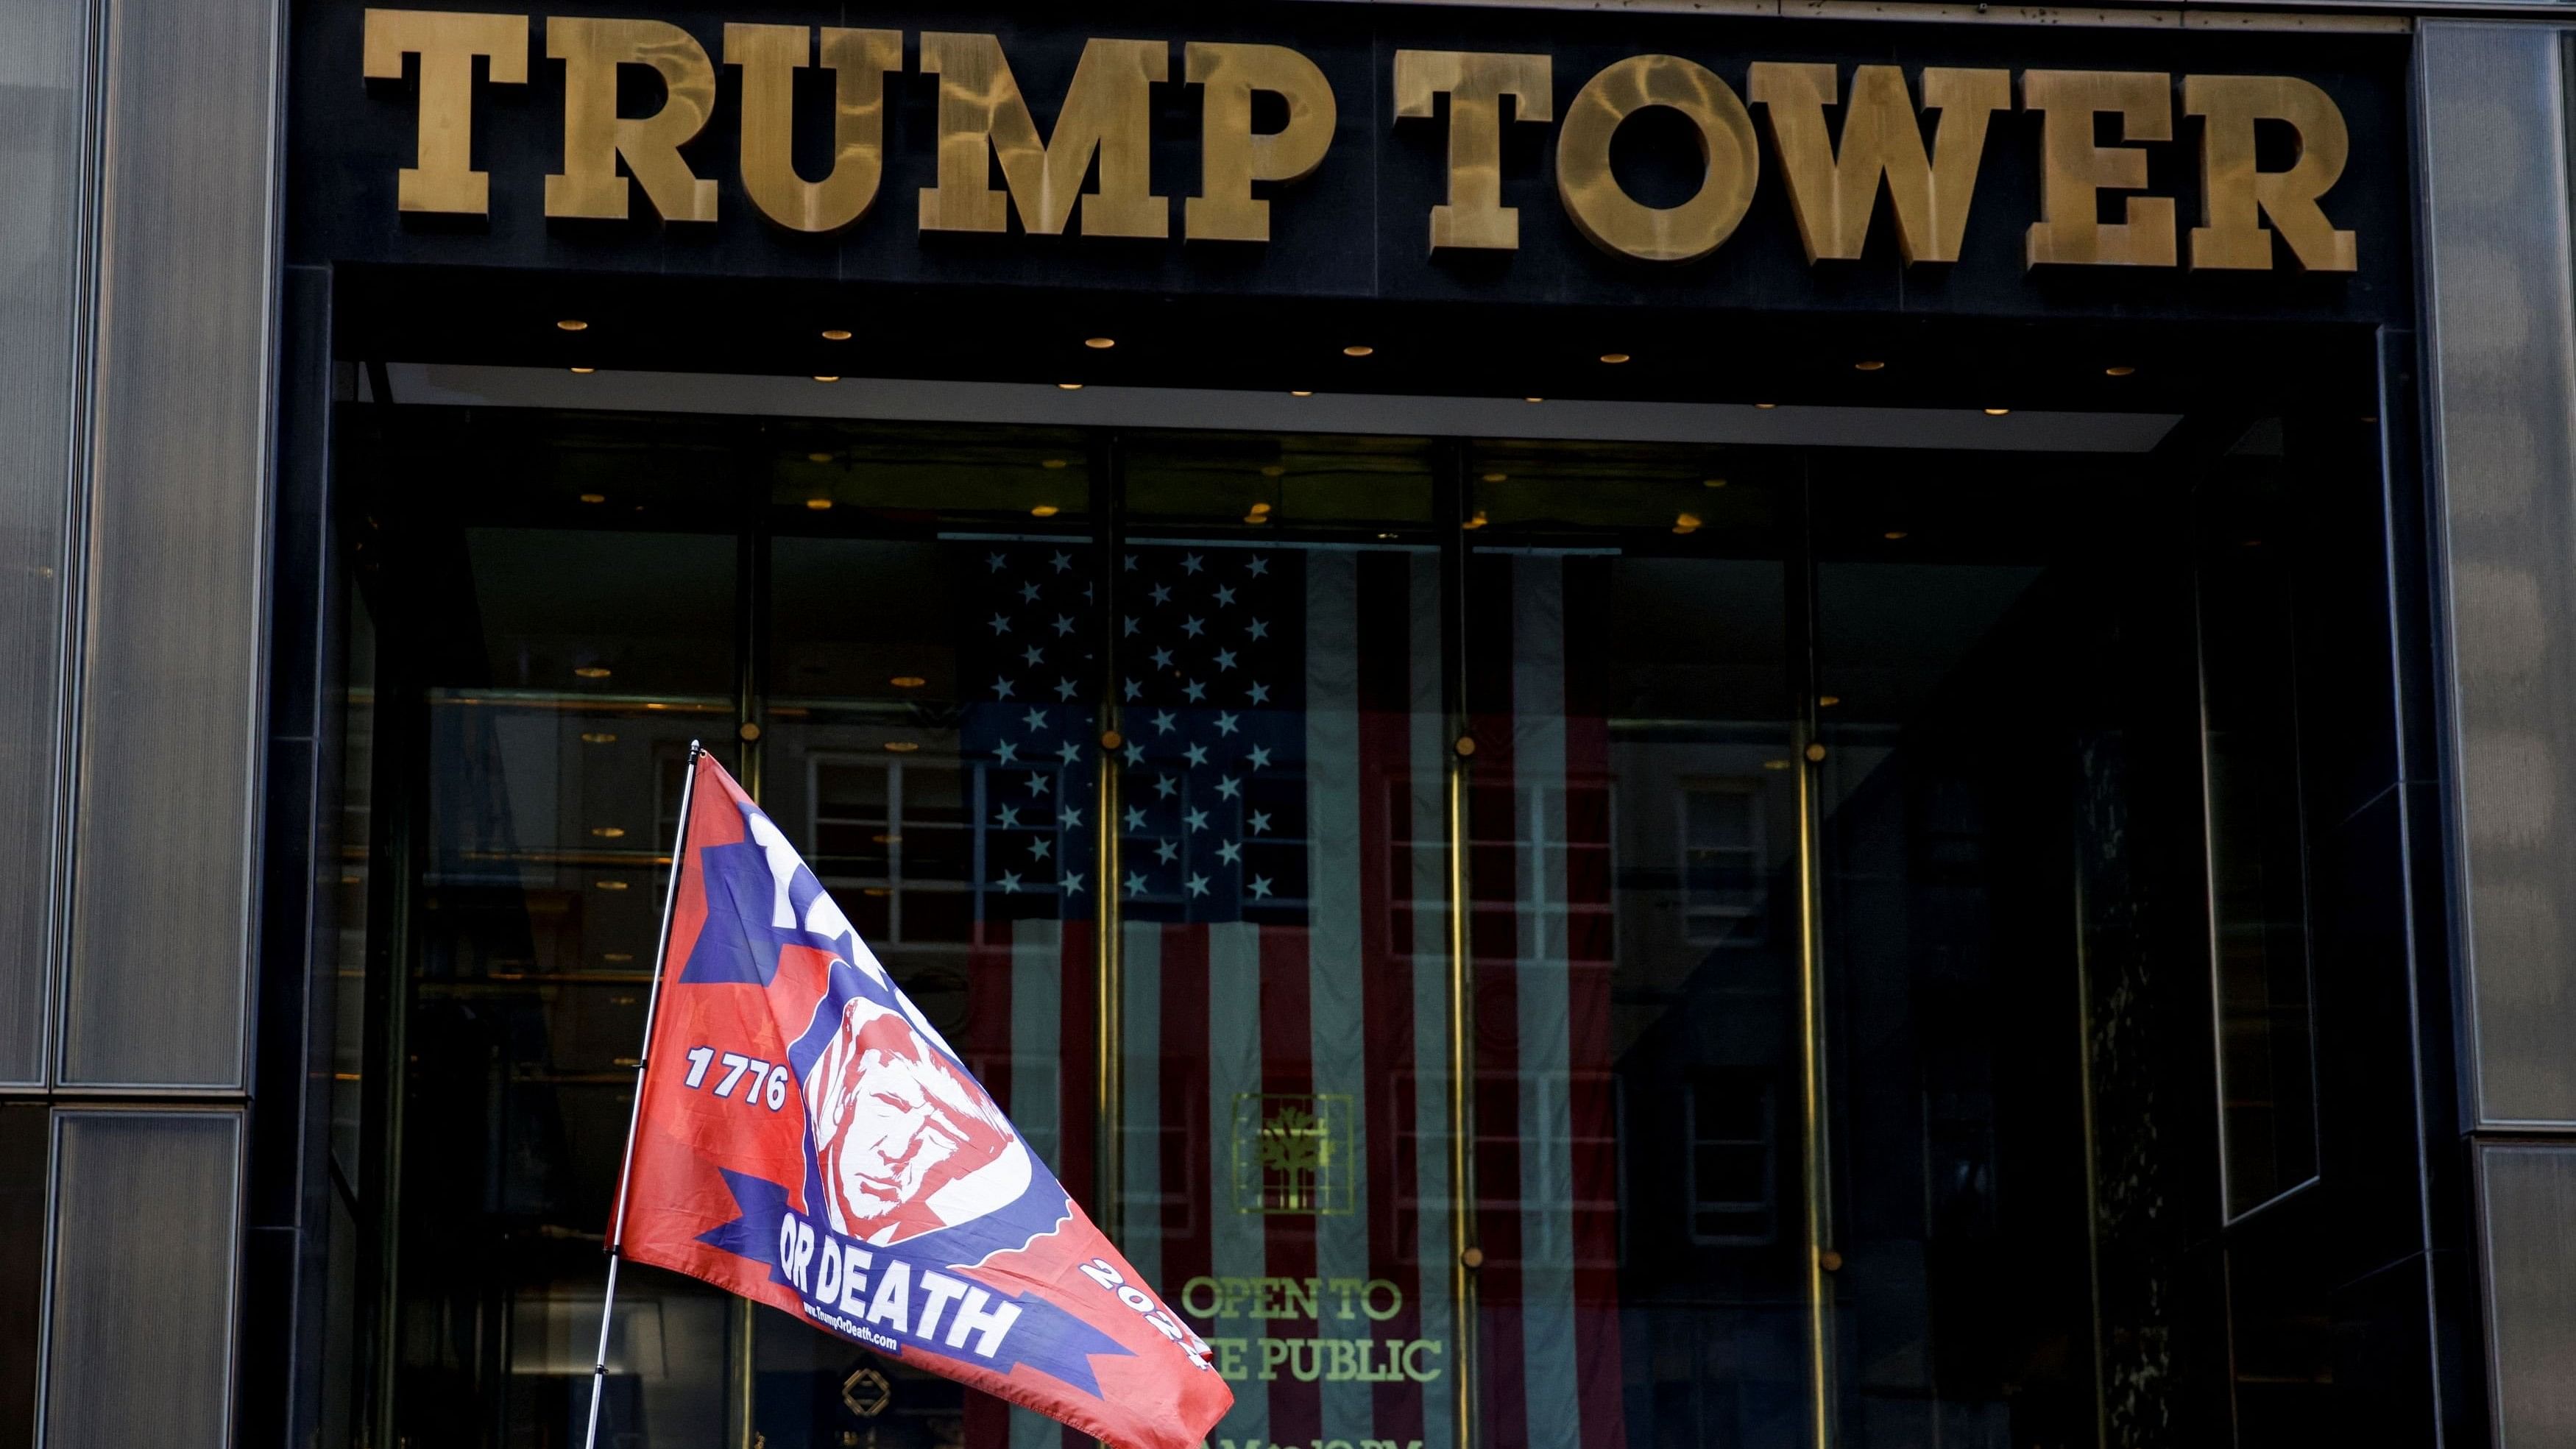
[584,739,707,1449]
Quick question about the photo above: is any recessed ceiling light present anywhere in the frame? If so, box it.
[2104,364,2136,377]
[1030,503,1061,517]
[1085,336,1116,350]
[1673,513,1702,534]
[573,665,612,679]
[1462,511,1489,530]
[1260,465,1286,478]
[871,833,901,846]
[569,366,595,375]
[813,375,840,383]
[1242,512,1270,525]
[579,731,617,744]
[821,327,853,341]
[806,451,832,463]
[590,826,626,839]
[1041,458,1069,470]
[1290,390,1314,397]
[1248,501,1274,514]
[556,319,588,332]
[1599,352,1631,364]
[805,497,833,511]
[1854,359,1886,372]
[890,676,927,689]
[602,952,634,963]
[1754,402,1778,409]
[1763,758,1793,770]
[1883,530,1908,540]
[1703,478,1727,489]
[1058,382,1083,391]
[1481,472,1507,483]
[1343,345,1374,358]
[1523,397,1544,404]
[1376,531,1398,540]
[883,740,921,754]
[1984,408,2011,417]
[578,492,606,504]
[595,879,629,890]
[1819,695,1842,707]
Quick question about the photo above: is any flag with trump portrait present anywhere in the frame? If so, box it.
[614,751,1234,1449]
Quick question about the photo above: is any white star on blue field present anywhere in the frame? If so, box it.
[960,542,1306,924]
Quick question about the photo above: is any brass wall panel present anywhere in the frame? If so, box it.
[40,1110,242,1449]
[2418,23,2576,1129]
[60,0,277,1088]
[0,0,91,1086]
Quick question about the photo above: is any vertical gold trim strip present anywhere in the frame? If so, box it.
[1795,724,1835,1449]
[1446,752,1478,1449]
[1096,739,1123,1239]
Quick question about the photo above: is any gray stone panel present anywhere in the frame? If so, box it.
[59,0,279,1088]
[39,1110,241,1449]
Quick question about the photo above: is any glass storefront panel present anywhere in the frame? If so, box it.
[1119,434,1446,1449]
[337,408,2330,1449]
[1466,442,1802,1448]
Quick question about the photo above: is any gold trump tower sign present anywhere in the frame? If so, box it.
[362,9,2360,272]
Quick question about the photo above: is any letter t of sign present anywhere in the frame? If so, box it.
[1392,50,1553,252]
[362,8,529,215]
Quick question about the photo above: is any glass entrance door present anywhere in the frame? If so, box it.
[333,407,2348,1449]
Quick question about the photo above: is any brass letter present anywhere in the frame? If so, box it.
[2023,70,2175,267]
[2184,74,2357,272]
[1186,42,1337,242]
[544,17,720,222]
[918,33,1169,238]
[1392,50,1551,252]
[1556,54,1759,264]
[725,25,900,233]
[362,9,528,215]
[1749,63,2007,263]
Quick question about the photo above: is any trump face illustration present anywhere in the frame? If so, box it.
[804,993,1026,1244]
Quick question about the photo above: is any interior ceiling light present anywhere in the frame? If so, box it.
[569,366,595,374]
[821,327,852,341]
[1754,402,1778,409]
[2104,364,2137,377]
[890,676,927,689]
[1041,458,1069,470]
[579,731,618,744]
[1819,695,1842,707]
[1673,512,1702,534]
[1260,464,1286,478]
[1883,530,1909,540]
[1376,531,1398,540]
[591,826,626,839]
[1481,472,1507,483]
[556,319,588,331]
[1523,397,1544,404]
[805,497,833,510]
[1984,408,2011,417]
[807,451,833,463]
[602,952,634,962]
[1058,382,1083,390]
[1084,336,1116,350]
[813,375,840,383]
[1248,501,1274,514]
[1030,503,1061,517]
[1854,359,1886,372]
[1702,478,1727,489]
[1342,344,1374,357]
[578,492,606,504]
[1599,352,1631,364]
[1290,390,1314,397]
[883,740,921,753]
[573,665,612,679]
[1462,511,1489,530]
[595,879,629,890]
[1242,512,1270,525]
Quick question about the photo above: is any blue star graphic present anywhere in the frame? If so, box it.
[1183,679,1209,702]
[1181,616,1206,638]
[996,740,1020,765]
[986,552,1008,572]
[1214,584,1236,607]
[1184,743,1209,768]
[1150,646,1175,670]
[1052,614,1076,637]
[1217,840,1242,865]
[1247,556,1270,577]
[1153,775,1178,799]
[1050,550,1074,573]
[1125,871,1150,896]
[993,677,1016,700]
[1184,807,1209,832]
[989,613,1013,635]
[1123,740,1145,766]
[1250,810,1273,834]
[1248,681,1272,705]
[1055,678,1079,701]
[1181,553,1205,574]
[1214,649,1238,672]
[1155,839,1178,864]
[1125,805,1147,832]
[1247,618,1269,641]
[1186,873,1211,897]
[1216,777,1242,799]
[1027,773,1050,796]
[995,804,1022,829]
[1248,874,1274,899]
[1150,583,1172,606]
[999,871,1024,893]
[1028,837,1051,860]
[1152,710,1176,734]
[1056,742,1082,765]
[1021,645,1045,667]
[1214,712,1240,735]
[1022,706,1049,731]
[1019,581,1041,603]
[1062,872,1084,895]
[1246,745,1273,769]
